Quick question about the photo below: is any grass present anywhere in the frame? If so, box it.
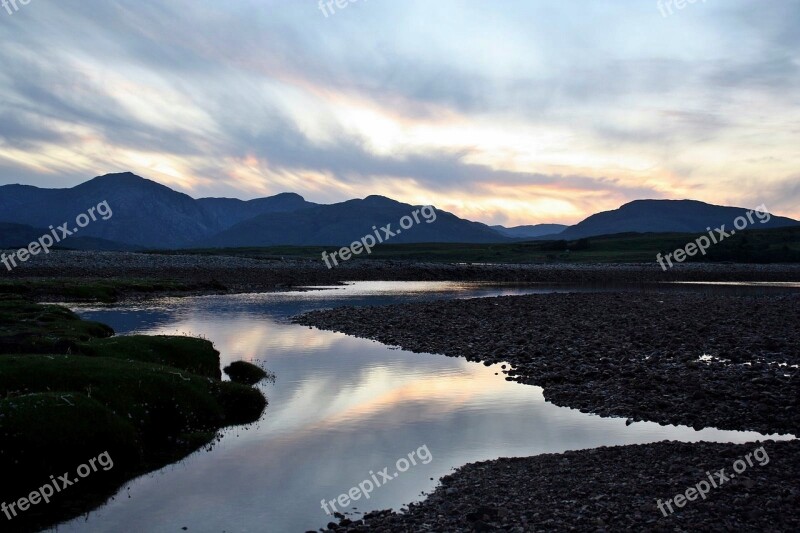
[79,335,223,379]
[0,355,258,447]
[0,297,113,354]
[0,392,142,488]
[149,226,800,265]
[0,278,227,303]
[0,297,267,532]
[224,360,269,385]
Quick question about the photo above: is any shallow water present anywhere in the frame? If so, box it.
[56,282,794,532]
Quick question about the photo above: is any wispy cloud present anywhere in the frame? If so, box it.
[1,0,798,224]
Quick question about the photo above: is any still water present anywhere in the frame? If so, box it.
[55,282,793,532]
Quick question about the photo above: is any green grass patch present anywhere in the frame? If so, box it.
[79,335,222,379]
[224,360,269,385]
[0,392,141,489]
[0,278,226,303]
[0,299,267,531]
[0,355,259,445]
[0,298,113,354]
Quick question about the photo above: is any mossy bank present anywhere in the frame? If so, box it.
[0,296,267,532]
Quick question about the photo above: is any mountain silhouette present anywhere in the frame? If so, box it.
[555,199,798,239]
[0,222,139,252]
[1,174,797,249]
[0,173,317,248]
[197,193,318,229]
[202,195,506,247]
[492,224,568,239]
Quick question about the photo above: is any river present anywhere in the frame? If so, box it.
[55,282,794,532]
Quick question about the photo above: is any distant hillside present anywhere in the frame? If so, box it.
[0,173,317,248]
[202,196,508,247]
[0,222,136,252]
[197,193,317,229]
[3,174,798,251]
[492,224,568,239]
[558,200,799,239]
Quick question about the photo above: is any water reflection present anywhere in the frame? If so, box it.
[56,282,794,533]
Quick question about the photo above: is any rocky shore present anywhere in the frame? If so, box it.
[6,250,800,296]
[296,291,799,436]
[295,290,800,531]
[322,440,800,532]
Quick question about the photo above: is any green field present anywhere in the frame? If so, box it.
[152,226,800,265]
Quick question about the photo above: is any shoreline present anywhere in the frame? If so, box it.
[295,292,799,435]
[5,251,800,300]
[294,289,800,531]
[3,252,798,531]
[327,440,800,532]
[0,299,267,533]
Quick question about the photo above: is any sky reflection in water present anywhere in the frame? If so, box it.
[56,282,793,533]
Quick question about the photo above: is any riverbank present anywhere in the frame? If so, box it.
[296,291,799,435]
[295,290,799,531]
[0,297,267,532]
[4,250,800,302]
[4,252,799,530]
[327,440,800,532]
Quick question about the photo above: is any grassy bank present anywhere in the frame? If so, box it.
[0,277,226,303]
[150,225,800,264]
[0,295,266,532]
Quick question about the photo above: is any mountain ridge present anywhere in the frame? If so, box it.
[492,224,569,239]
[201,197,506,247]
[1,173,798,249]
[556,199,798,239]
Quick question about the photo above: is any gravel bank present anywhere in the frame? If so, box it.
[296,292,799,436]
[321,440,800,532]
[298,290,799,531]
[6,251,800,294]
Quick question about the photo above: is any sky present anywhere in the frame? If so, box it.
[0,0,798,226]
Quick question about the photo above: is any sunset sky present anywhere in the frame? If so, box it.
[1,0,798,226]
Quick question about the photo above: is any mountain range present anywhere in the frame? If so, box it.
[0,172,797,250]
[491,224,568,239]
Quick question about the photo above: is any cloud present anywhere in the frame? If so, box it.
[1,0,799,223]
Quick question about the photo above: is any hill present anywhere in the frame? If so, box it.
[557,200,798,239]
[202,195,507,247]
[492,224,568,239]
[0,173,317,248]
[0,222,136,252]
